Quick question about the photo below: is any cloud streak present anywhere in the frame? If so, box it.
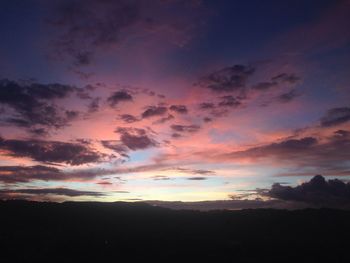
[0,137,104,165]
[0,188,105,197]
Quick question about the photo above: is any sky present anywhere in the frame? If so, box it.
[0,0,350,207]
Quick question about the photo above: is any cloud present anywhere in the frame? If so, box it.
[87,97,100,113]
[0,188,105,197]
[0,162,215,183]
[320,107,350,127]
[47,0,202,66]
[199,102,215,110]
[277,89,300,103]
[119,114,140,123]
[73,51,94,66]
[171,167,215,175]
[121,133,157,150]
[29,128,49,137]
[170,124,200,133]
[152,175,171,181]
[252,81,277,91]
[107,90,133,107]
[171,133,182,138]
[0,164,118,184]
[0,165,62,183]
[267,175,350,206]
[226,137,318,159]
[253,73,300,92]
[187,177,207,180]
[115,127,158,150]
[153,114,174,124]
[65,110,80,120]
[196,65,255,93]
[218,95,242,108]
[222,130,350,175]
[195,68,301,114]
[48,0,142,66]
[0,137,104,165]
[271,73,300,84]
[0,79,82,131]
[169,105,188,114]
[101,140,129,158]
[141,106,167,118]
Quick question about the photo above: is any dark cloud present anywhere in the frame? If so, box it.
[21,81,75,99]
[29,128,49,137]
[65,110,80,120]
[0,188,105,197]
[153,114,174,124]
[272,73,300,84]
[252,81,277,91]
[194,68,302,122]
[107,90,133,107]
[48,0,201,66]
[169,105,188,114]
[87,97,100,113]
[196,65,255,93]
[0,164,113,184]
[119,114,140,123]
[0,83,54,103]
[196,70,301,111]
[0,79,81,131]
[141,106,167,118]
[0,165,62,183]
[101,140,129,158]
[227,137,318,159]
[320,107,350,127]
[171,124,200,133]
[76,85,95,99]
[171,133,182,138]
[0,137,103,165]
[218,95,242,108]
[278,89,300,103]
[223,131,350,176]
[172,167,215,175]
[121,133,157,150]
[48,0,141,66]
[73,51,94,66]
[73,69,95,80]
[267,175,350,206]
[115,127,157,150]
[199,102,215,110]
[187,177,207,180]
[141,88,156,97]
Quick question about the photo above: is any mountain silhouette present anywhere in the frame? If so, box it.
[1,200,349,262]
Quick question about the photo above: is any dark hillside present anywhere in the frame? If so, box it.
[0,200,349,262]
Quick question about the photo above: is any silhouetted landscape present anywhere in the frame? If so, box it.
[1,200,349,262]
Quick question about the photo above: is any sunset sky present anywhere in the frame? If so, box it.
[0,0,350,205]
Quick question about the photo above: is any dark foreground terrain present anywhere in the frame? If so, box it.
[0,200,349,262]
